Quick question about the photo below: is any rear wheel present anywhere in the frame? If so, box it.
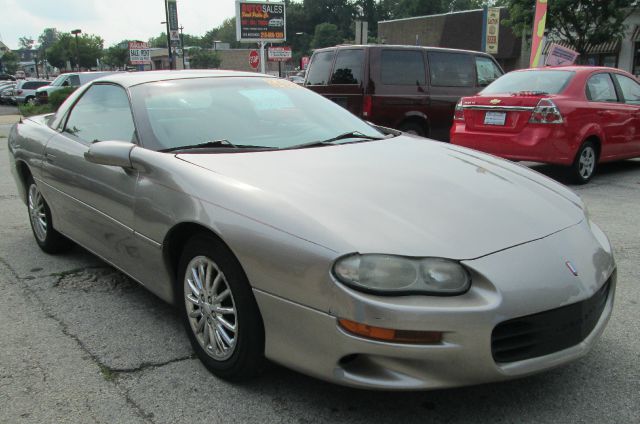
[570,141,598,184]
[178,235,264,380]
[26,96,36,105]
[26,177,73,253]
[398,121,427,137]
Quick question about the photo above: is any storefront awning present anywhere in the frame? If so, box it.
[543,39,621,55]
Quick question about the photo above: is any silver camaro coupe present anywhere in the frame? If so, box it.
[8,71,616,390]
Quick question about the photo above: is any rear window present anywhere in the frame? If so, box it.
[330,49,364,84]
[482,70,574,95]
[428,52,474,87]
[306,51,335,85]
[381,50,426,85]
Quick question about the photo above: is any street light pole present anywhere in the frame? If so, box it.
[71,29,81,71]
[179,25,185,69]
[164,0,173,70]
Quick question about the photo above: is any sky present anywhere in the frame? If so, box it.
[0,0,238,49]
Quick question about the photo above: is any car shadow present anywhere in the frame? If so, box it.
[526,158,640,186]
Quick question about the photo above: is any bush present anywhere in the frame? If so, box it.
[49,87,76,109]
[19,103,54,117]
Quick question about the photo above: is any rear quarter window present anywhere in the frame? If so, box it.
[380,50,426,85]
[306,51,335,85]
[428,52,474,87]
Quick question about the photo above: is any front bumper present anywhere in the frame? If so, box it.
[254,220,616,390]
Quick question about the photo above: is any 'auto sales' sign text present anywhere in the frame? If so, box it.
[236,1,286,42]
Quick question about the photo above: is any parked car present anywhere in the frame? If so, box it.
[14,70,26,79]
[14,79,50,104]
[451,66,640,183]
[9,70,615,390]
[0,73,16,81]
[0,84,16,105]
[35,71,114,104]
[304,45,504,141]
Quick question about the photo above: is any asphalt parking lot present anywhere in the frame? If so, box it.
[1,119,638,424]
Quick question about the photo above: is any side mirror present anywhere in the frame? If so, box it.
[84,141,135,168]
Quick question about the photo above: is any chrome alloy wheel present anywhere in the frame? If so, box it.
[28,184,47,242]
[184,256,238,360]
[578,146,596,179]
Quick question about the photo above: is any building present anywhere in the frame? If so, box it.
[378,8,526,71]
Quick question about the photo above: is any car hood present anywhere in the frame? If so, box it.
[177,136,584,259]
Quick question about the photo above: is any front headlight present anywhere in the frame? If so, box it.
[333,254,471,295]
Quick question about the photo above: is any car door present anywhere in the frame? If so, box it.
[612,72,640,156]
[41,83,139,267]
[585,72,632,159]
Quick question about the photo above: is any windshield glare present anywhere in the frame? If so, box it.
[481,70,575,95]
[131,77,383,151]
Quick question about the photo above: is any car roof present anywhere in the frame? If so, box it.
[513,66,629,74]
[93,70,274,88]
[311,44,495,57]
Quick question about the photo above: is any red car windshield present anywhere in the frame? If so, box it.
[482,70,575,95]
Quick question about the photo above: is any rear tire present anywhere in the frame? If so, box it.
[26,177,73,253]
[399,121,427,137]
[569,141,598,184]
[178,234,265,381]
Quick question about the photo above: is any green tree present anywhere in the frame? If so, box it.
[503,0,638,59]
[188,48,222,69]
[311,22,343,48]
[103,42,130,69]
[46,33,104,71]
[1,51,20,74]
[18,36,35,50]
[38,28,60,50]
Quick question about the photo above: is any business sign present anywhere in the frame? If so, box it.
[485,7,500,54]
[236,1,286,42]
[249,50,260,69]
[267,46,292,62]
[545,43,579,66]
[530,0,548,67]
[167,0,181,46]
[129,41,150,65]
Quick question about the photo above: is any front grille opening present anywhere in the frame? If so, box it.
[491,280,610,363]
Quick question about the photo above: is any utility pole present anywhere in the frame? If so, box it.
[179,25,185,69]
[164,0,173,69]
[71,29,81,71]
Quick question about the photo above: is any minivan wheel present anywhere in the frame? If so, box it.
[178,234,265,381]
[398,122,426,137]
[570,141,598,184]
[26,177,73,253]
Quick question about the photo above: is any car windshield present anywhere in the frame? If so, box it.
[50,74,67,86]
[481,70,575,95]
[130,77,384,151]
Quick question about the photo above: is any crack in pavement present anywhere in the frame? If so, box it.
[0,256,192,424]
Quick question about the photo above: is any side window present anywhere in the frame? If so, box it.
[428,52,474,87]
[475,56,503,87]
[69,75,81,86]
[380,50,426,85]
[23,82,37,89]
[614,74,640,105]
[586,73,617,102]
[64,84,136,144]
[330,49,364,85]
[305,51,335,85]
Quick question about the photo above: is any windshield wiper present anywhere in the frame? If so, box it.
[287,131,385,150]
[160,139,266,153]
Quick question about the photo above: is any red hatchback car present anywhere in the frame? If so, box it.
[450,66,640,183]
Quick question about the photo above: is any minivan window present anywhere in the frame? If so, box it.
[475,56,502,87]
[330,49,364,84]
[306,51,335,85]
[428,52,474,87]
[483,70,574,95]
[381,50,426,85]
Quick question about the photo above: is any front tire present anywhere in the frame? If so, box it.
[178,235,265,381]
[26,177,73,253]
[399,121,427,137]
[570,141,598,184]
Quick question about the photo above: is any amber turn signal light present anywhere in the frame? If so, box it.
[338,318,443,344]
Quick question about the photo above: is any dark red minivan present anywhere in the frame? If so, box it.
[304,45,504,141]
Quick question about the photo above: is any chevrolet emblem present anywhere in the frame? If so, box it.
[490,99,502,105]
